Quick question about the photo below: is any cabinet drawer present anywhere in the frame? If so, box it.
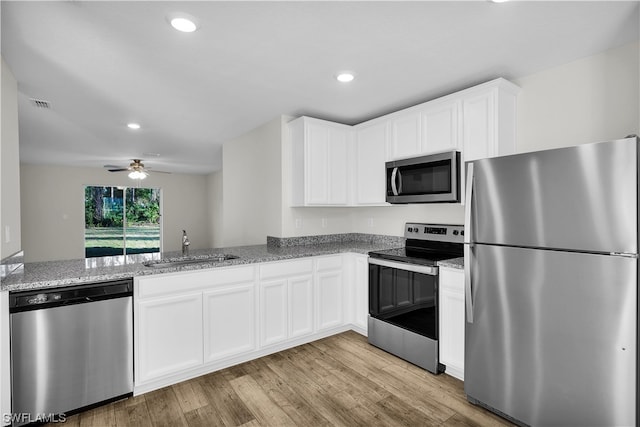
[260,259,313,280]
[137,265,256,299]
[315,255,343,272]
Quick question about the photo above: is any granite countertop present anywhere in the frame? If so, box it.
[437,257,464,270]
[1,233,465,292]
[0,234,405,292]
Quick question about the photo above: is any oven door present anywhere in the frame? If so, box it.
[368,257,438,339]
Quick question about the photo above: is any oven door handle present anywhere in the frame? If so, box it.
[368,258,438,276]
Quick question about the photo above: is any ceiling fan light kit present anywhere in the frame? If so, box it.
[128,170,147,180]
[105,159,170,180]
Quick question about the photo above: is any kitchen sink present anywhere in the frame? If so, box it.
[143,254,239,268]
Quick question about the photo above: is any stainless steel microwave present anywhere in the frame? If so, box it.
[386,151,461,204]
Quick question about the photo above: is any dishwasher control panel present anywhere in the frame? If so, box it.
[9,278,133,313]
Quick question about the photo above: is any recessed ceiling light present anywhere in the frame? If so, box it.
[170,16,198,33]
[336,72,355,83]
[489,0,509,3]
[127,123,141,130]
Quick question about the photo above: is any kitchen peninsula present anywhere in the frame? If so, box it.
[1,233,463,401]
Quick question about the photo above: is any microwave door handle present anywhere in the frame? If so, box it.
[391,167,399,196]
[397,169,403,194]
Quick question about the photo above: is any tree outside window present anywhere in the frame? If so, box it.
[84,186,161,258]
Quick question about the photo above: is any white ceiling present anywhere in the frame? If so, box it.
[2,1,639,174]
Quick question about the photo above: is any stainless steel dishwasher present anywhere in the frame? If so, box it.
[9,279,133,425]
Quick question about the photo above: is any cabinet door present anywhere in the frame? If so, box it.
[422,100,460,154]
[328,128,349,204]
[390,112,421,160]
[204,284,256,362]
[463,90,495,162]
[439,268,465,380]
[352,255,369,333]
[305,121,349,205]
[355,121,387,204]
[259,280,288,347]
[137,293,203,383]
[306,122,330,204]
[316,270,344,331]
[289,275,314,338]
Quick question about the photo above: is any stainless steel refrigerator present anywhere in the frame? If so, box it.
[463,136,638,427]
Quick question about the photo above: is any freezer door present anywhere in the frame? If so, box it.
[468,137,638,254]
[465,244,637,427]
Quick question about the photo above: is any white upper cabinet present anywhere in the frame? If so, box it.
[462,78,519,162]
[422,99,461,154]
[354,120,388,205]
[389,112,422,160]
[290,116,351,206]
[289,78,519,207]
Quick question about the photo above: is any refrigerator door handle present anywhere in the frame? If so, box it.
[464,243,474,323]
[464,162,475,323]
[464,162,474,244]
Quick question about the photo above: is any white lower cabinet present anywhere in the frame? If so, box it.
[347,253,369,334]
[315,255,344,331]
[260,279,289,346]
[204,284,256,362]
[259,258,314,347]
[135,254,363,394]
[289,276,314,338]
[135,265,258,391]
[137,293,204,383]
[439,266,465,381]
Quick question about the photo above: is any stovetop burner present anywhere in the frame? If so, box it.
[368,246,462,266]
[369,223,464,265]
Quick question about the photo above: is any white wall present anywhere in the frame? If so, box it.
[514,41,639,153]
[1,58,22,259]
[20,164,209,262]
[220,117,283,247]
[207,170,223,248]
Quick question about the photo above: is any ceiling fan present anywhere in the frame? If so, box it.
[104,159,170,180]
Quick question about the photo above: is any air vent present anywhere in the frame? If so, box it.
[29,98,51,109]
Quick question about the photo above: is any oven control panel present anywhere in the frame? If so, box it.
[404,223,464,243]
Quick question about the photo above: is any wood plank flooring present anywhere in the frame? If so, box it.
[54,331,513,427]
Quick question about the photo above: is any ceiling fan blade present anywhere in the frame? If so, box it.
[107,168,129,172]
[148,170,171,174]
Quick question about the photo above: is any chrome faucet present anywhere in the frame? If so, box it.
[182,230,190,256]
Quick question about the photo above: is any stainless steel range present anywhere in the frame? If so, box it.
[368,223,464,374]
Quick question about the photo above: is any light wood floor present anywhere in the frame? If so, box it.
[56,331,513,427]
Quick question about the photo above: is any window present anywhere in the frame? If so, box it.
[84,186,161,258]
